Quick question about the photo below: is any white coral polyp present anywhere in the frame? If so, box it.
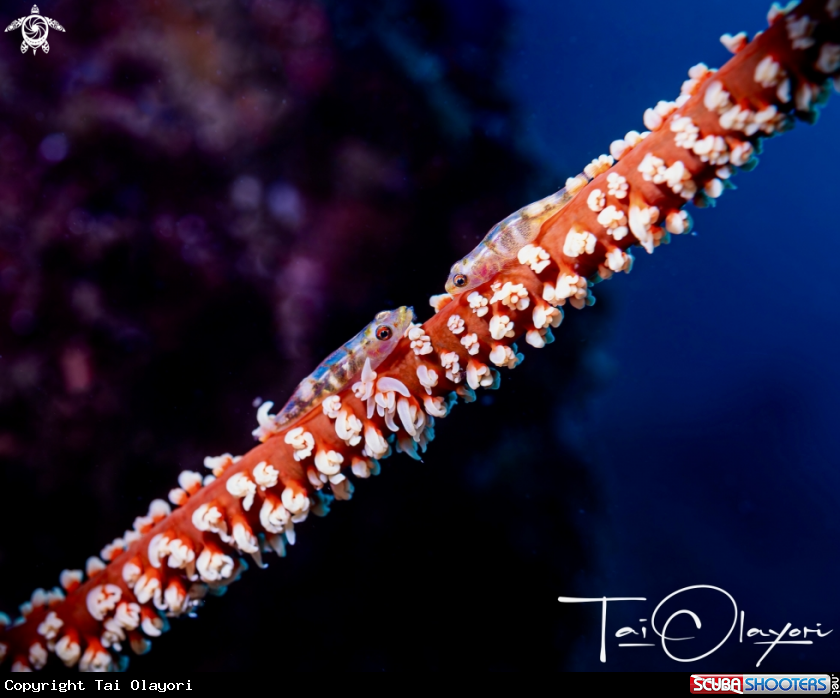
[666,210,690,235]
[100,538,125,562]
[606,248,633,273]
[440,351,461,373]
[491,282,530,311]
[59,569,83,592]
[416,364,439,394]
[488,344,523,369]
[164,582,187,615]
[532,304,563,330]
[447,314,465,334]
[729,140,754,167]
[167,539,195,569]
[100,620,125,648]
[196,548,234,583]
[147,533,171,569]
[467,291,489,317]
[610,138,629,160]
[704,80,732,113]
[466,360,495,390]
[526,329,552,348]
[351,358,378,400]
[407,325,433,355]
[664,161,697,199]
[28,643,47,670]
[192,503,228,536]
[55,635,81,667]
[460,332,480,355]
[204,453,235,478]
[563,229,597,258]
[79,645,111,673]
[351,456,379,479]
[226,472,257,511]
[817,43,840,73]
[363,424,390,459]
[251,400,280,441]
[693,134,729,164]
[281,487,310,516]
[428,293,453,313]
[253,461,280,490]
[36,611,63,641]
[141,613,166,638]
[377,376,411,397]
[284,426,315,461]
[597,205,625,227]
[335,409,363,446]
[114,601,141,630]
[168,487,188,506]
[232,522,259,554]
[133,574,161,606]
[374,389,396,421]
[584,154,614,179]
[314,449,344,476]
[439,351,462,384]
[587,189,606,212]
[555,274,588,303]
[671,115,700,150]
[606,172,629,199]
[397,397,426,438]
[628,202,661,254]
[517,244,551,274]
[489,314,515,340]
[85,584,122,622]
[177,470,203,493]
[260,498,291,534]
[322,395,342,419]
[786,13,816,49]
[638,153,666,182]
[121,559,141,586]
[423,395,449,418]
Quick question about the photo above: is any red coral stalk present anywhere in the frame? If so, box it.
[2,0,839,672]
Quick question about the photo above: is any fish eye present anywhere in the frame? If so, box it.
[453,273,468,288]
[375,325,392,341]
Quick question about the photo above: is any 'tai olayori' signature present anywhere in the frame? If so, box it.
[558,585,833,667]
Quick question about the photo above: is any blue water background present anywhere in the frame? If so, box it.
[504,0,840,671]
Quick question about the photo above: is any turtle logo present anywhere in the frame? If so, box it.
[5,5,65,55]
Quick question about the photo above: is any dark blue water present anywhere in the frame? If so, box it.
[505,0,840,671]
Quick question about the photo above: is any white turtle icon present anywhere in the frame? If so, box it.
[5,5,65,55]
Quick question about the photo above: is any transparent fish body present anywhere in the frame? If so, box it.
[275,306,414,428]
[445,184,579,295]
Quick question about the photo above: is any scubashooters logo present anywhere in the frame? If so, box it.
[690,674,833,694]
[5,5,65,55]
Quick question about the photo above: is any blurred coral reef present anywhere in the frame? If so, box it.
[0,0,598,670]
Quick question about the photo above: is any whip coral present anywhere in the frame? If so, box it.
[2,0,840,672]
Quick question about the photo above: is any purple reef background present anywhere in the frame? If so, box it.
[0,0,598,671]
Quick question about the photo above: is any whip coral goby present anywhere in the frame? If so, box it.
[444,180,582,295]
[1,0,839,672]
[271,306,415,431]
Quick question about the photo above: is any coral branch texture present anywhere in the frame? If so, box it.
[2,0,839,672]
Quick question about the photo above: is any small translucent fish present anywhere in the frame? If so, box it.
[445,183,582,295]
[275,306,415,428]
